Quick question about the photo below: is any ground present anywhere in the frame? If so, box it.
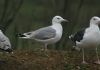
[0,49,100,70]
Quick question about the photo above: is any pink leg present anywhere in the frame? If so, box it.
[82,48,88,64]
[94,47,100,64]
[44,44,48,51]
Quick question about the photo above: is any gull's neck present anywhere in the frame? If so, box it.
[89,22,99,31]
[51,22,62,31]
[52,22,62,26]
[90,22,98,27]
[51,22,63,38]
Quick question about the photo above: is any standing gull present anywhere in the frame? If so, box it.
[0,30,12,53]
[69,16,100,64]
[18,16,68,51]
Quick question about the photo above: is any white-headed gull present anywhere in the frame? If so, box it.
[18,16,68,51]
[69,16,100,64]
[0,30,12,53]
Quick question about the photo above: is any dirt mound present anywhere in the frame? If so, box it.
[0,50,99,70]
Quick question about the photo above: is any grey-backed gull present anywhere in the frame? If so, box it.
[18,16,68,51]
[0,30,12,53]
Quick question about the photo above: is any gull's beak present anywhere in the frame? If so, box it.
[99,20,100,23]
[63,19,69,22]
[97,20,100,25]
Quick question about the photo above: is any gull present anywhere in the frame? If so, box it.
[69,16,100,64]
[0,30,12,53]
[18,16,68,51]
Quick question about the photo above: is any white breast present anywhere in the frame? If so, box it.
[52,23,63,40]
[78,25,100,47]
[45,23,63,44]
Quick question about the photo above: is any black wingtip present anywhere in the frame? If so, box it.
[17,33,26,37]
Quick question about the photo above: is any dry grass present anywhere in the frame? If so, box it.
[0,49,100,70]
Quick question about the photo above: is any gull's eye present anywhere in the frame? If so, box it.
[57,18,60,20]
[93,18,96,20]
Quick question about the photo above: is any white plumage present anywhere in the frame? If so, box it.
[0,30,12,53]
[18,16,68,51]
[69,16,100,64]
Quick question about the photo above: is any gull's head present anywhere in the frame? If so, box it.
[0,47,13,53]
[5,48,13,53]
[90,16,100,25]
[52,16,68,23]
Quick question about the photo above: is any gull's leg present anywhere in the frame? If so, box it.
[41,44,47,51]
[94,47,100,64]
[82,48,88,64]
[44,44,48,51]
[44,44,49,57]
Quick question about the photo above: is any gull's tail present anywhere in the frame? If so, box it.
[69,34,81,51]
[17,33,31,39]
